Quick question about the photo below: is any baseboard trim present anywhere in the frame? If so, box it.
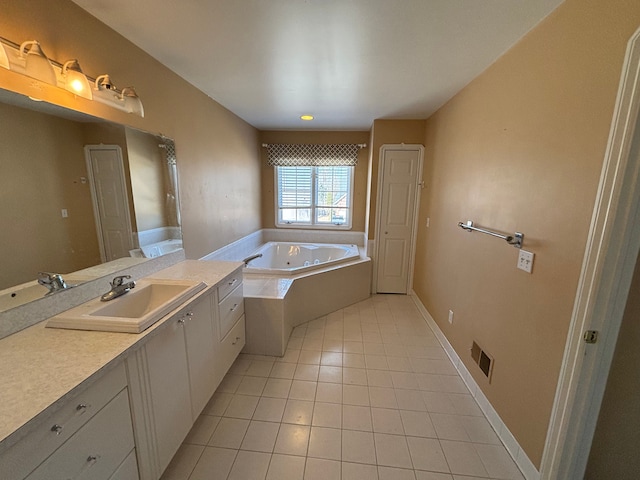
[410,291,540,480]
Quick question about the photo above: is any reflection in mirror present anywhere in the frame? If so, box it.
[0,89,182,312]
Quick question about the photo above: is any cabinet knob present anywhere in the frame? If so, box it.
[186,311,194,317]
[51,424,63,435]
[178,317,185,325]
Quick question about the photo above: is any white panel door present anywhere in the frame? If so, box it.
[86,146,133,261]
[376,148,421,293]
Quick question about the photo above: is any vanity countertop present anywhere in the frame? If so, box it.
[0,260,243,454]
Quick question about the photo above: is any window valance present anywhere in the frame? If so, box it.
[264,143,364,167]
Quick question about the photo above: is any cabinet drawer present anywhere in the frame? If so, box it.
[108,450,139,480]
[217,270,242,301]
[218,283,244,340]
[26,388,135,480]
[0,362,128,480]
[220,315,245,373]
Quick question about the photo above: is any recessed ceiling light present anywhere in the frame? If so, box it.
[300,115,314,121]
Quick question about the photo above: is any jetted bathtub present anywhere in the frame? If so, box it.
[243,242,360,275]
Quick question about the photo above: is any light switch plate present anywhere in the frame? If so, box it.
[517,250,534,273]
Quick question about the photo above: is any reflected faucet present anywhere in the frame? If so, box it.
[37,272,72,295]
[101,275,136,302]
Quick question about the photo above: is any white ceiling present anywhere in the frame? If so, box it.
[71,0,564,130]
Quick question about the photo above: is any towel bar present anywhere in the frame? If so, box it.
[458,220,524,249]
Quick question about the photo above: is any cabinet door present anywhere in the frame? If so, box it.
[183,294,217,418]
[144,316,192,475]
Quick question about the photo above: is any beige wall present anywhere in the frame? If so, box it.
[0,0,261,261]
[368,119,426,239]
[260,131,370,232]
[413,0,640,467]
[0,103,101,289]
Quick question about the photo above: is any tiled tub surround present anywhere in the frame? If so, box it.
[203,229,372,357]
[0,260,243,471]
[243,258,371,357]
[161,294,525,480]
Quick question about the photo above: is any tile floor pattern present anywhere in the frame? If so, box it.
[161,295,525,480]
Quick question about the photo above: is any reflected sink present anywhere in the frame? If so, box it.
[0,273,95,312]
[47,279,207,333]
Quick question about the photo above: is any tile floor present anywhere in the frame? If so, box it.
[161,294,525,480]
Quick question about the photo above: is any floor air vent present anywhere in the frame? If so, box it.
[471,341,494,382]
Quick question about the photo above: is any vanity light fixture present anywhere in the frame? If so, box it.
[0,41,9,70]
[19,40,56,85]
[62,59,92,100]
[94,74,115,91]
[120,87,145,117]
[0,35,144,117]
[300,114,314,121]
[93,81,145,117]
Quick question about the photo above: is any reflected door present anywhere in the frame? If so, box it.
[85,145,133,262]
[376,148,422,294]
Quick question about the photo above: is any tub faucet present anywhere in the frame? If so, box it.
[101,275,136,302]
[243,253,263,266]
[37,272,72,295]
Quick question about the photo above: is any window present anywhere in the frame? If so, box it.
[276,165,354,228]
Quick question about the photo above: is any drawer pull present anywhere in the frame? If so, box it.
[178,317,186,325]
[186,311,194,317]
[230,303,239,312]
[76,454,101,477]
[231,336,241,345]
[51,424,63,435]
[228,278,238,286]
[76,403,87,412]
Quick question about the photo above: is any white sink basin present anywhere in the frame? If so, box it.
[47,279,207,333]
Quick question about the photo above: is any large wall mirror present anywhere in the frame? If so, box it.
[0,88,183,312]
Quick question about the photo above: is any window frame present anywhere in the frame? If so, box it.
[274,165,355,230]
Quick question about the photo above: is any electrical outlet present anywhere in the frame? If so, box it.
[448,310,454,324]
[426,217,430,228]
[517,250,534,273]
[61,209,68,218]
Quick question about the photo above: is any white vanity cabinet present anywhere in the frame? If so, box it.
[126,286,224,480]
[0,260,246,480]
[0,362,137,480]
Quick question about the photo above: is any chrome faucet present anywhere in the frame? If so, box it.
[101,275,136,302]
[242,253,263,266]
[37,272,72,295]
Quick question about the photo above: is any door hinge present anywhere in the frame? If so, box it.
[583,330,599,344]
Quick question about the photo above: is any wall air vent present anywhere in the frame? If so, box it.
[471,341,494,382]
